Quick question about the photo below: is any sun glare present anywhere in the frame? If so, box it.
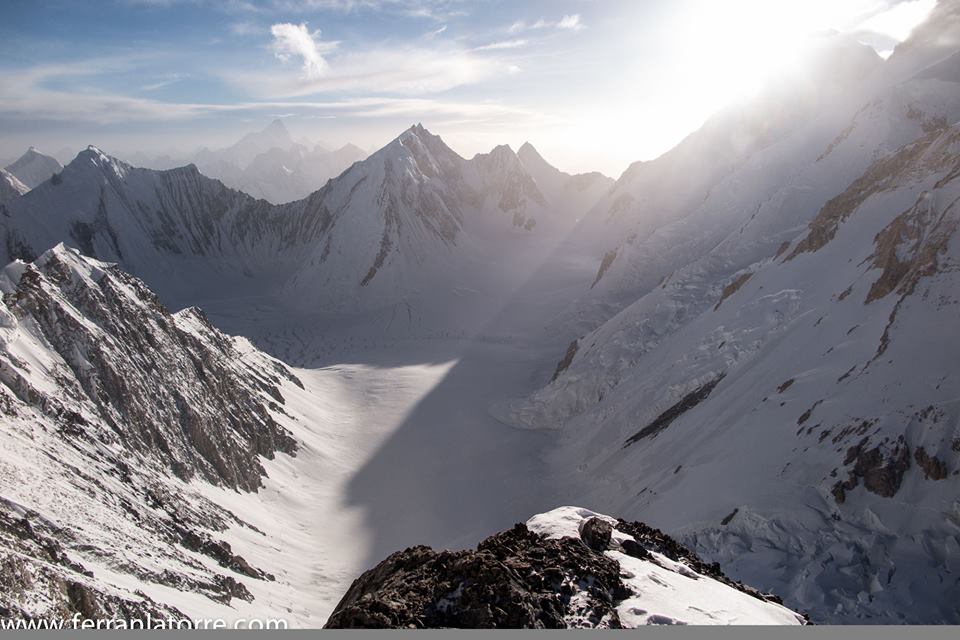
[584,0,939,170]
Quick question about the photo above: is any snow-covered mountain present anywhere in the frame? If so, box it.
[503,4,960,624]
[4,147,62,190]
[326,506,805,628]
[0,170,28,204]
[0,244,304,620]
[0,125,607,328]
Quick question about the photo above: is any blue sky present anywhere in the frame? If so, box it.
[0,0,937,176]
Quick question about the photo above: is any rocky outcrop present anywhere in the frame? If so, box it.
[623,375,725,447]
[325,508,804,628]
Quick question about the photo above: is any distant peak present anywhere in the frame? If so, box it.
[262,119,292,138]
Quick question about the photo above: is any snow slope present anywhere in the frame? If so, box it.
[504,5,960,623]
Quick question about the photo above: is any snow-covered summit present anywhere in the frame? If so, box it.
[3,147,62,190]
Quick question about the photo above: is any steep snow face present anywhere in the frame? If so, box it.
[280,124,476,313]
[0,245,304,619]
[507,29,960,622]
[0,170,28,204]
[4,148,62,190]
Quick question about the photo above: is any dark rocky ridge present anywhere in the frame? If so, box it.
[325,515,798,629]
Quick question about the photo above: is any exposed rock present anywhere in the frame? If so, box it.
[624,375,725,447]
[0,247,298,617]
[914,446,948,480]
[832,436,911,503]
[324,523,628,629]
[787,130,944,260]
[714,272,753,310]
[590,249,617,289]
[578,517,613,551]
[550,339,579,383]
[325,508,803,629]
[0,245,297,491]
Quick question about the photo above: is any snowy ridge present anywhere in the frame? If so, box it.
[0,245,307,618]
[0,170,28,204]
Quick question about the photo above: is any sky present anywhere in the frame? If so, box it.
[0,0,938,177]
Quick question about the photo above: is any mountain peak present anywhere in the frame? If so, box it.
[67,146,129,180]
[5,146,64,189]
[518,141,538,155]
[265,118,290,135]
[517,141,547,165]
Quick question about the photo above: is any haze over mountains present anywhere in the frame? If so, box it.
[0,1,959,627]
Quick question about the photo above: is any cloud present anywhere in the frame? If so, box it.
[229,21,263,36]
[556,14,584,31]
[141,73,190,91]
[225,45,502,96]
[0,57,541,127]
[508,14,585,34]
[473,39,528,51]
[270,22,338,79]
[268,0,467,20]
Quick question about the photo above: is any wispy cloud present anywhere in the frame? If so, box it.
[508,14,585,34]
[225,44,506,96]
[268,0,467,20]
[0,57,543,127]
[270,22,339,79]
[473,39,528,51]
[141,72,190,91]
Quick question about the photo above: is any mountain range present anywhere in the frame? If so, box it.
[0,1,959,627]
